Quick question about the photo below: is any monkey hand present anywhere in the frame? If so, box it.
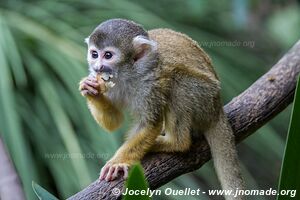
[99,157,133,181]
[79,76,107,97]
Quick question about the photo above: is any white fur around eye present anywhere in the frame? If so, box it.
[87,45,98,62]
[103,47,122,61]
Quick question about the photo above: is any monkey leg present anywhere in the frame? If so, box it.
[150,122,191,153]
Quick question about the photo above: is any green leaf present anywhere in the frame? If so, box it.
[277,75,300,200]
[32,181,59,200]
[123,163,151,200]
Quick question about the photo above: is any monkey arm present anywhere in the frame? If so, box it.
[99,122,163,181]
[86,95,123,132]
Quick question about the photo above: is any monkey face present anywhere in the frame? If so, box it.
[85,19,158,82]
[86,44,123,77]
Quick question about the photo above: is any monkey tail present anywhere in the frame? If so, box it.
[204,111,245,200]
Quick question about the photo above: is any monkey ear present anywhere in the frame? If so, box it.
[132,35,157,61]
[84,37,90,45]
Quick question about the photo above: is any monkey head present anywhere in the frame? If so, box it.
[85,19,158,81]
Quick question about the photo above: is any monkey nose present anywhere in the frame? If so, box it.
[94,66,104,73]
[99,65,105,71]
[96,65,112,74]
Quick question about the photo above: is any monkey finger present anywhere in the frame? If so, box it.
[79,80,86,90]
[87,76,98,83]
[80,90,89,96]
[105,166,116,181]
[122,165,129,179]
[81,89,96,96]
[84,79,99,88]
[99,165,110,180]
[82,84,99,95]
[112,166,120,180]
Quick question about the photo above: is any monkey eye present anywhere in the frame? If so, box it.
[104,51,113,59]
[91,50,98,59]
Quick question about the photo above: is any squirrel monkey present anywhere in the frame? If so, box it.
[79,19,245,199]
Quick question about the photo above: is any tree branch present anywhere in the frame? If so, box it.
[68,40,300,200]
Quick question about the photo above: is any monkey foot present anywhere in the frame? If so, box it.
[99,163,130,181]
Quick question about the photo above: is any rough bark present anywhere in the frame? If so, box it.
[68,40,300,200]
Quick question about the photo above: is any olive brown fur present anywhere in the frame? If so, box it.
[79,19,245,200]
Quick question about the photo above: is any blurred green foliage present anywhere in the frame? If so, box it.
[0,0,299,199]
